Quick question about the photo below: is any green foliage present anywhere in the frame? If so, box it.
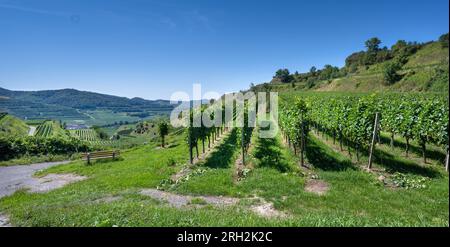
[391,172,430,189]
[0,135,91,161]
[365,37,382,53]
[439,33,449,48]
[237,103,254,157]
[92,126,109,140]
[383,61,402,84]
[281,92,449,162]
[0,114,29,137]
[158,121,169,147]
[274,69,293,83]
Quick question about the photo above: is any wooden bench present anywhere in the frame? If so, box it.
[83,150,120,164]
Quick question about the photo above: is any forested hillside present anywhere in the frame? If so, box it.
[0,87,177,124]
[251,33,449,93]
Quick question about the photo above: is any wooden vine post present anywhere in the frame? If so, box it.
[367,112,380,170]
[241,128,245,166]
[188,112,193,164]
[446,131,449,172]
[300,113,305,167]
[188,130,193,164]
[445,149,449,172]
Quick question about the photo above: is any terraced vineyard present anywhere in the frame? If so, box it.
[70,129,116,147]
[34,121,54,138]
[70,129,99,141]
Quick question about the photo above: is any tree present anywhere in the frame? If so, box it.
[383,61,401,84]
[320,64,340,80]
[439,33,449,48]
[391,40,407,55]
[345,51,365,68]
[309,66,317,75]
[375,49,392,63]
[365,37,381,53]
[274,69,292,83]
[158,122,169,147]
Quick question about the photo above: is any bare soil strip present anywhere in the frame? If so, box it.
[140,189,288,218]
[93,195,123,204]
[304,179,329,195]
[140,189,239,208]
[250,202,288,218]
[27,174,87,193]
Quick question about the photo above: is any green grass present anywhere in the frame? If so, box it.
[405,42,449,68]
[0,114,29,137]
[0,119,448,226]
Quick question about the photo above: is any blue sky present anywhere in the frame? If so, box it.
[0,0,448,100]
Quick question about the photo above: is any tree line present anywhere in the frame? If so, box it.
[0,135,92,161]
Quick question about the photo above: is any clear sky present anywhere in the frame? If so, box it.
[0,0,448,100]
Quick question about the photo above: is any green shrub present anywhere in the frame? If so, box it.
[0,135,92,161]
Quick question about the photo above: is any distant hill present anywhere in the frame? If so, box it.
[0,88,177,124]
[0,88,173,110]
[251,33,449,94]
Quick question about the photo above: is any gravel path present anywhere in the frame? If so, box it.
[0,213,11,227]
[0,161,71,198]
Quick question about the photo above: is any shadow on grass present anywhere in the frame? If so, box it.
[87,157,124,165]
[379,134,446,163]
[310,134,440,177]
[202,129,238,169]
[372,148,440,178]
[167,143,179,149]
[305,136,356,172]
[253,135,291,173]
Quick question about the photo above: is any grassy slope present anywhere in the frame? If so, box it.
[318,42,449,92]
[0,114,29,137]
[1,119,447,226]
[256,42,448,94]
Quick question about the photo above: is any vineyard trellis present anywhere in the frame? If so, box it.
[184,96,259,165]
[186,102,237,164]
[279,98,309,167]
[35,121,54,138]
[280,93,449,170]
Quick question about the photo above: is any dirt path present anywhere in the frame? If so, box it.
[28,126,36,136]
[141,189,239,208]
[0,213,11,227]
[0,160,81,198]
[140,189,288,218]
[305,179,329,195]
